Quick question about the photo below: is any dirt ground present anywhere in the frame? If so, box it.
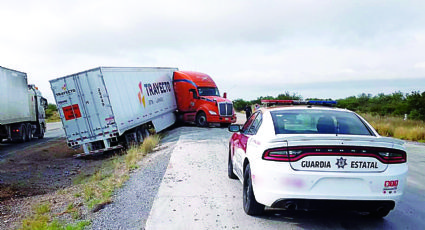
[0,138,107,229]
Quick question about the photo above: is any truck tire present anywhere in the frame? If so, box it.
[136,127,149,143]
[26,123,33,141]
[196,111,208,127]
[38,126,45,139]
[20,124,27,142]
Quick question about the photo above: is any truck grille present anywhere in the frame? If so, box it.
[218,102,233,116]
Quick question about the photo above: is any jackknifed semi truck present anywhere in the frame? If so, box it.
[50,67,236,155]
[0,66,48,143]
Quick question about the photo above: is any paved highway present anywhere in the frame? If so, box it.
[0,122,65,160]
[3,119,423,229]
[142,111,425,229]
[144,127,425,230]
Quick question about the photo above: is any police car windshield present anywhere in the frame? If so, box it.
[270,109,373,135]
[198,87,220,96]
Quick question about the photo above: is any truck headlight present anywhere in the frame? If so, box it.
[209,110,217,115]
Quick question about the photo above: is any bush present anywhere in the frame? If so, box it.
[46,103,60,122]
[361,113,425,142]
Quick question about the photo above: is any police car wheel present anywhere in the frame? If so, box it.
[243,164,265,215]
[228,150,238,179]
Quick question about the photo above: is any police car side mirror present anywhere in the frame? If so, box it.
[228,124,241,132]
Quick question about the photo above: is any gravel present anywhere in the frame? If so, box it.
[89,126,185,230]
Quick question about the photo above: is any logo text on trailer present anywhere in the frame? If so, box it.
[143,81,172,96]
[56,83,76,96]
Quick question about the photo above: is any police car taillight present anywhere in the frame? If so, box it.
[263,149,290,161]
[263,146,406,164]
[378,151,407,164]
[263,148,302,161]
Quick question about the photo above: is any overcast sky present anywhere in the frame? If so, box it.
[1,0,425,103]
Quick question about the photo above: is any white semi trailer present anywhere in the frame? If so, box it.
[0,66,48,142]
[49,67,178,155]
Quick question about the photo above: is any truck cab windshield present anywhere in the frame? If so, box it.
[198,87,220,97]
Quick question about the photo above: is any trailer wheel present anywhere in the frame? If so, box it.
[144,128,151,139]
[20,124,28,142]
[136,127,149,143]
[26,123,33,141]
[38,125,45,139]
[196,111,208,127]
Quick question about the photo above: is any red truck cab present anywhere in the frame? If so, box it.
[173,71,236,126]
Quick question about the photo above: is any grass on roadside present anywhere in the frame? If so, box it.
[80,134,160,210]
[20,202,90,230]
[19,134,161,230]
[46,111,61,123]
[361,113,425,142]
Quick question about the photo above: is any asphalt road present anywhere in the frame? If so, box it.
[3,118,424,229]
[144,126,425,229]
[0,122,65,160]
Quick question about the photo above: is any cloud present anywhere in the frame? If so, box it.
[414,62,425,69]
[1,0,425,103]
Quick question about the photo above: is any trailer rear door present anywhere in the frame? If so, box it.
[50,68,117,145]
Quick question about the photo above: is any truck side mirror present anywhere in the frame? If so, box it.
[41,98,48,109]
[223,92,227,98]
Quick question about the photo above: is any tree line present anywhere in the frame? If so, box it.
[46,90,425,122]
[233,91,425,121]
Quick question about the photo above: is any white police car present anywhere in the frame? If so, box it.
[228,101,407,217]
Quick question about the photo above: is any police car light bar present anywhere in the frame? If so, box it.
[307,100,337,105]
[261,100,294,104]
[261,99,337,107]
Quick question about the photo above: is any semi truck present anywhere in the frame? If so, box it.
[174,71,236,127]
[50,67,236,155]
[0,66,48,143]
